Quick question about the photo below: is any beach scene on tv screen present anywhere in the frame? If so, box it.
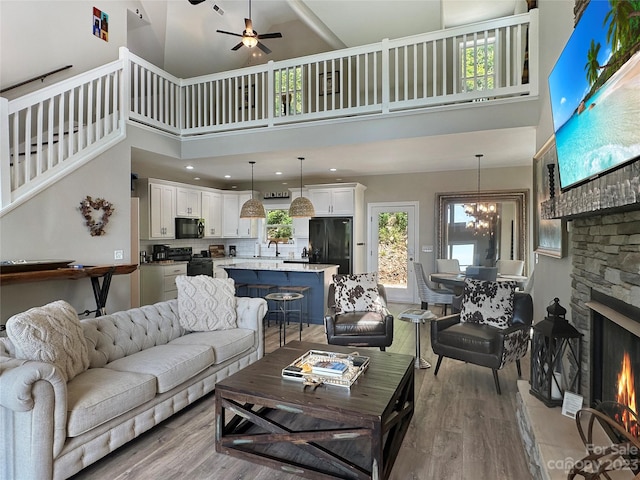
[548,0,640,190]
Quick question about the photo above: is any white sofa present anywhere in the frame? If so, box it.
[0,296,267,480]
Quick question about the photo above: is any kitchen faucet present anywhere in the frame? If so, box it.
[268,240,281,256]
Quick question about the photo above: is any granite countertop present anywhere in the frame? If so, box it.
[223,262,338,272]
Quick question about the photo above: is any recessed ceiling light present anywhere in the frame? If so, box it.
[282,182,288,185]
[194,177,200,180]
[275,171,282,175]
[185,165,194,170]
[231,185,237,189]
[329,168,337,172]
[224,174,231,178]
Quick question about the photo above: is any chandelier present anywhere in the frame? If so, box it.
[464,154,497,233]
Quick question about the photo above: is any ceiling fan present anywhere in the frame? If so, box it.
[214,0,282,54]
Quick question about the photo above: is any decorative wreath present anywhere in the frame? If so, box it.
[79,196,114,236]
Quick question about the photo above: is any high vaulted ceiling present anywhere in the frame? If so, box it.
[132,0,536,185]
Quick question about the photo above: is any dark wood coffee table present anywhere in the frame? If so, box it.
[214,341,415,480]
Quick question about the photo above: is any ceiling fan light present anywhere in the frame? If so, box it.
[240,198,266,218]
[242,36,258,48]
[289,196,315,218]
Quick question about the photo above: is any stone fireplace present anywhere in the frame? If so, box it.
[568,211,640,407]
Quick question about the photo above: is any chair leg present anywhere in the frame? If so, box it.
[516,359,522,377]
[492,369,502,395]
[379,346,386,352]
[434,356,444,376]
[443,304,448,315]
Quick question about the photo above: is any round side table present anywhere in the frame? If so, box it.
[398,309,437,369]
[264,292,304,346]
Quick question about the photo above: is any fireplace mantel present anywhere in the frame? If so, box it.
[541,160,640,220]
[586,301,640,339]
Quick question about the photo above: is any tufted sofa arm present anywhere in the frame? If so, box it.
[235,297,268,357]
[0,358,69,479]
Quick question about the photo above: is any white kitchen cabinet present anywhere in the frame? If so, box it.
[308,186,355,216]
[222,192,258,238]
[176,187,201,218]
[140,262,187,305]
[138,181,176,239]
[237,192,258,238]
[289,189,310,237]
[201,190,222,237]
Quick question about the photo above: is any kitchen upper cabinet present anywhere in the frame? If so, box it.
[308,184,364,216]
[176,187,201,218]
[137,180,176,239]
[222,192,258,238]
[201,190,222,237]
[222,193,240,237]
[237,192,258,238]
[289,189,310,238]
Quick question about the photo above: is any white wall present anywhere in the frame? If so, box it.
[0,142,132,321]
[0,0,146,98]
[532,0,575,321]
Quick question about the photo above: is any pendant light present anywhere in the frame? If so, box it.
[240,161,266,218]
[289,157,315,217]
[464,154,496,233]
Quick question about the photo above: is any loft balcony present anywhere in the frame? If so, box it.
[0,10,539,214]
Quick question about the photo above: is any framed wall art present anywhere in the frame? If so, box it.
[319,71,340,96]
[533,136,567,258]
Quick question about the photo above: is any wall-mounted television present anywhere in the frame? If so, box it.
[548,0,640,192]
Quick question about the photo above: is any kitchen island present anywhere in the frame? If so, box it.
[223,262,339,325]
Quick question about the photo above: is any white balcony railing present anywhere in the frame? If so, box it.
[0,10,538,213]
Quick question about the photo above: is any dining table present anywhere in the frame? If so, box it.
[429,272,528,295]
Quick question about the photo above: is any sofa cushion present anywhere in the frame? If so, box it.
[104,344,214,393]
[333,272,384,314]
[176,275,237,331]
[6,300,89,381]
[67,368,156,437]
[169,328,255,365]
[460,279,516,329]
[437,322,497,355]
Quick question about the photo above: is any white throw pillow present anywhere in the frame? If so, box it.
[460,278,516,329]
[176,275,237,331]
[333,272,385,314]
[6,300,90,381]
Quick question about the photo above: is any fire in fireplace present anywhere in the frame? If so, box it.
[615,352,638,438]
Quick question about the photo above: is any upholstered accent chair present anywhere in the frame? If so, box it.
[413,262,454,315]
[324,282,394,351]
[430,280,533,394]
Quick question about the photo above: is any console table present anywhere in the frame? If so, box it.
[0,264,138,316]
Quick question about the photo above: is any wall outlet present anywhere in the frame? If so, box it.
[114,250,124,260]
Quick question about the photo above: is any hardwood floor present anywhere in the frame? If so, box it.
[71,303,532,480]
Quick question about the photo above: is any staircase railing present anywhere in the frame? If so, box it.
[0,10,538,214]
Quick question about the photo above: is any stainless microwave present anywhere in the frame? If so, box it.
[175,217,204,239]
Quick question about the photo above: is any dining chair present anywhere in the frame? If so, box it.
[414,262,454,315]
[436,259,461,274]
[496,259,525,276]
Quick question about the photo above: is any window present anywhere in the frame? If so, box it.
[460,35,495,92]
[449,243,475,270]
[275,66,303,116]
[265,209,293,242]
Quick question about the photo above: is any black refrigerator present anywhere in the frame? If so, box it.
[308,217,353,274]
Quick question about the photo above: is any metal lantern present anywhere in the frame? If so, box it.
[529,298,583,407]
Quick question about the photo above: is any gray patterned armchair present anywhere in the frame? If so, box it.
[430,285,533,394]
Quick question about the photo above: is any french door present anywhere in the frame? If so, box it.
[367,203,418,303]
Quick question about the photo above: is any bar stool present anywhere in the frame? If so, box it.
[234,282,248,296]
[278,285,310,327]
[246,284,278,326]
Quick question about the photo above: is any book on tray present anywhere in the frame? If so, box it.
[311,360,348,376]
